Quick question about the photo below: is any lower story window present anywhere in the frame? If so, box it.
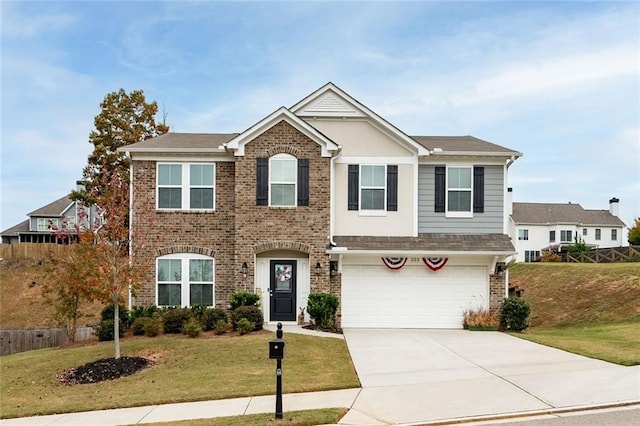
[157,254,214,307]
[524,250,540,262]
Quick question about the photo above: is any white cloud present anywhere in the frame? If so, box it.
[0,4,78,38]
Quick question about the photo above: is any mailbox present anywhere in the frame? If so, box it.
[269,338,285,359]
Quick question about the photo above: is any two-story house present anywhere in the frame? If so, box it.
[1,184,99,244]
[509,198,626,262]
[121,83,521,329]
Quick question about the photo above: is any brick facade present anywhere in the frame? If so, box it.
[488,263,507,314]
[130,120,338,311]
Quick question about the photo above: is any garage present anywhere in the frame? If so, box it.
[341,263,488,328]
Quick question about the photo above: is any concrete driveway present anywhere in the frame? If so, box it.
[341,329,640,425]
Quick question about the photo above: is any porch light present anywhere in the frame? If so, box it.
[315,261,322,274]
[241,262,248,278]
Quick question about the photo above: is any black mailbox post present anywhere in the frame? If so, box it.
[269,322,285,419]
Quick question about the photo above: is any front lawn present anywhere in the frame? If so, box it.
[515,321,640,366]
[0,333,360,419]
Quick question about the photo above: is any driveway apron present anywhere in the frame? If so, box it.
[341,329,640,425]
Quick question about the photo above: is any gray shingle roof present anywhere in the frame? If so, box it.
[512,203,625,227]
[333,233,515,253]
[412,136,521,156]
[1,220,29,236]
[122,133,239,151]
[28,196,73,217]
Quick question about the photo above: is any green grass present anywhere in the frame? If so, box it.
[515,322,640,366]
[0,333,360,419]
[129,408,348,426]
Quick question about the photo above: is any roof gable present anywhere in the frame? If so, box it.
[225,107,339,157]
[291,83,429,156]
[28,196,74,217]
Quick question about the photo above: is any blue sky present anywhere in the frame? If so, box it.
[2,1,639,237]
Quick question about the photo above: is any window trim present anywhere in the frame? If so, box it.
[359,164,387,214]
[549,230,556,243]
[611,229,618,240]
[156,253,215,307]
[156,163,216,211]
[269,153,297,207]
[595,228,601,240]
[37,218,59,231]
[560,230,572,243]
[518,229,529,241]
[445,165,473,218]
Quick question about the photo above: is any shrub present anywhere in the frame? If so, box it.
[203,308,228,331]
[95,319,124,341]
[214,319,228,335]
[129,305,158,324]
[144,318,160,337]
[307,293,339,329]
[132,317,149,336]
[182,317,202,338]
[229,292,260,310]
[500,297,531,332]
[190,305,207,324]
[540,251,562,262]
[231,306,263,331]
[236,318,254,335]
[463,308,499,328]
[101,304,130,327]
[162,307,191,334]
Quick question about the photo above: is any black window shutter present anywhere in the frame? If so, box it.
[473,166,484,213]
[348,164,359,210]
[387,165,398,211]
[434,166,446,213]
[297,159,309,206]
[256,157,268,205]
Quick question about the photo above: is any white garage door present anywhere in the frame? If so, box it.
[341,264,488,328]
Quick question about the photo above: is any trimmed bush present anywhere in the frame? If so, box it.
[236,318,254,335]
[132,317,149,336]
[162,307,191,334]
[229,292,260,310]
[203,308,228,331]
[183,317,202,338]
[214,319,228,335]
[95,319,124,341]
[129,306,158,324]
[231,306,263,331]
[307,293,339,329]
[500,297,531,332]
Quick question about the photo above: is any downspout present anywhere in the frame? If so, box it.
[329,146,342,247]
[127,151,133,310]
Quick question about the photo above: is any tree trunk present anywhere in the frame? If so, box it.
[113,297,120,359]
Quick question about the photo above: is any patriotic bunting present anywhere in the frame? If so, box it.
[381,257,407,270]
[422,257,449,271]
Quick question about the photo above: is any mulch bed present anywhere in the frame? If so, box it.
[57,356,154,385]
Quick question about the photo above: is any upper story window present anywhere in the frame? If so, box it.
[595,228,601,240]
[434,166,484,217]
[37,218,59,231]
[360,165,386,210]
[257,155,308,207]
[611,229,617,240]
[157,254,214,307]
[269,154,297,207]
[549,230,556,242]
[518,229,529,240]
[582,228,588,236]
[347,164,398,213]
[560,230,572,242]
[447,167,472,215]
[157,163,215,210]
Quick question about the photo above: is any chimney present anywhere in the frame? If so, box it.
[76,180,86,192]
[609,197,619,217]
[506,187,513,215]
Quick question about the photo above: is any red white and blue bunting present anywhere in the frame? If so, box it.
[381,257,407,270]
[381,257,449,272]
[422,257,449,271]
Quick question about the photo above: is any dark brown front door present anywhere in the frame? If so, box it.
[270,260,296,321]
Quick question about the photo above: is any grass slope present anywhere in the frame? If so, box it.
[0,333,360,419]
[509,262,640,327]
[0,259,102,329]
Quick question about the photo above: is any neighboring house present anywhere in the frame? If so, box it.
[1,185,99,244]
[121,83,522,329]
[509,198,626,262]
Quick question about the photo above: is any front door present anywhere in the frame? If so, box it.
[270,260,297,321]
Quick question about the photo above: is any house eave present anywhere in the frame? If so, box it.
[326,248,517,256]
